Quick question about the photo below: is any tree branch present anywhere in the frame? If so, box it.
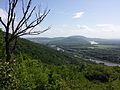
[0,17,7,28]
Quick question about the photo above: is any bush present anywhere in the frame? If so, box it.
[0,59,20,90]
[84,65,113,83]
[15,55,49,90]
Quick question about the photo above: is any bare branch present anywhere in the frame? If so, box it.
[7,0,18,27]
[1,0,50,61]
[15,0,32,31]
[18,26,51,37]
[19,6,36,29]
[0,17,7,28]
[28,9,50,28]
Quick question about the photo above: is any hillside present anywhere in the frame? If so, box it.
[27,36,91,45]
[48,36,90,45]
[16,38,81,65]
[27,37,64,44]
[0,29,81,65]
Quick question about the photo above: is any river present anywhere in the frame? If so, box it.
[87,59,120,67]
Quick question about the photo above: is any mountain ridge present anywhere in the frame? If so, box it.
[27,35,120,45]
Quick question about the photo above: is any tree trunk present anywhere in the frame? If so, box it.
[5,29,11,62]
[5,42,11,62]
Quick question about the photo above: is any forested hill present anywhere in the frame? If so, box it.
[16,38,82,65]
[1,29,120,90]
[0,29,81,65]
[27,36,120,45]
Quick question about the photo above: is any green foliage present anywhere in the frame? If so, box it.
[15,55,49,90]
[84,65,120,90]
[12,55,120,90]
[0,53,120,90]
[16,38,80,65]
[0,59,20,90]
[84,65,111,82]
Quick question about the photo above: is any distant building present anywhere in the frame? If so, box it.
[56,47,64,52]
[89,41,99,45]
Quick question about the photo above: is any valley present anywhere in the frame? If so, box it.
[27,36,120,66]
[0,0,120,89]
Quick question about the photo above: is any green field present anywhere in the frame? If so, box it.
[93,44,120,49]
[61,44,120,64]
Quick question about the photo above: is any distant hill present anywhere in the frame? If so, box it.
[48,36,90,45]
[27,37,64,44]
[27,35,120,45]
[89,38,120,45]
[27,36,91,45]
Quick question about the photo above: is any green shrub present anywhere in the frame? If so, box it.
[0,59,20,90]
[84,65,120,83]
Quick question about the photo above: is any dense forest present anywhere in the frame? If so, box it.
[0,29,120,90]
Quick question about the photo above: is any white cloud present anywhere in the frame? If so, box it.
[0,8,18,32]
[96,24,114,30]
[0,8,7,24]
[35,24,120,39]
[73,12,84,19]
[77,25,89,30]
[86,24,120,39]
[0,8,8,30]
[96,24,113,27]
[95,24,117,32]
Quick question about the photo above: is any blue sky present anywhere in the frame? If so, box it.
[0,0,120,39]
[47,0,120,24]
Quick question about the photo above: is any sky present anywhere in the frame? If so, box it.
[0,0,120,39]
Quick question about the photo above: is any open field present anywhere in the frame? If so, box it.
[93,45,120,49]
[60,44,120,64]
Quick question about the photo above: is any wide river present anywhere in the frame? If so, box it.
[87,59,120,67]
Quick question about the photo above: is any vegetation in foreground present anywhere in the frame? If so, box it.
[1,55,120,90]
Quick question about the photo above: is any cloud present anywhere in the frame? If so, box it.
[82,24,120,39]
[95,24,116,32]
[35,24,120,39]
[73,12,84,19]
[96,24,113,27]
[77,25,89,30]
[0,8,7,23]
[0,8,18,32]
[96,24,114,29]
[0,8,8,30]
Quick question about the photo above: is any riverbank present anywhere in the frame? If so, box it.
[86,59,120,67]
